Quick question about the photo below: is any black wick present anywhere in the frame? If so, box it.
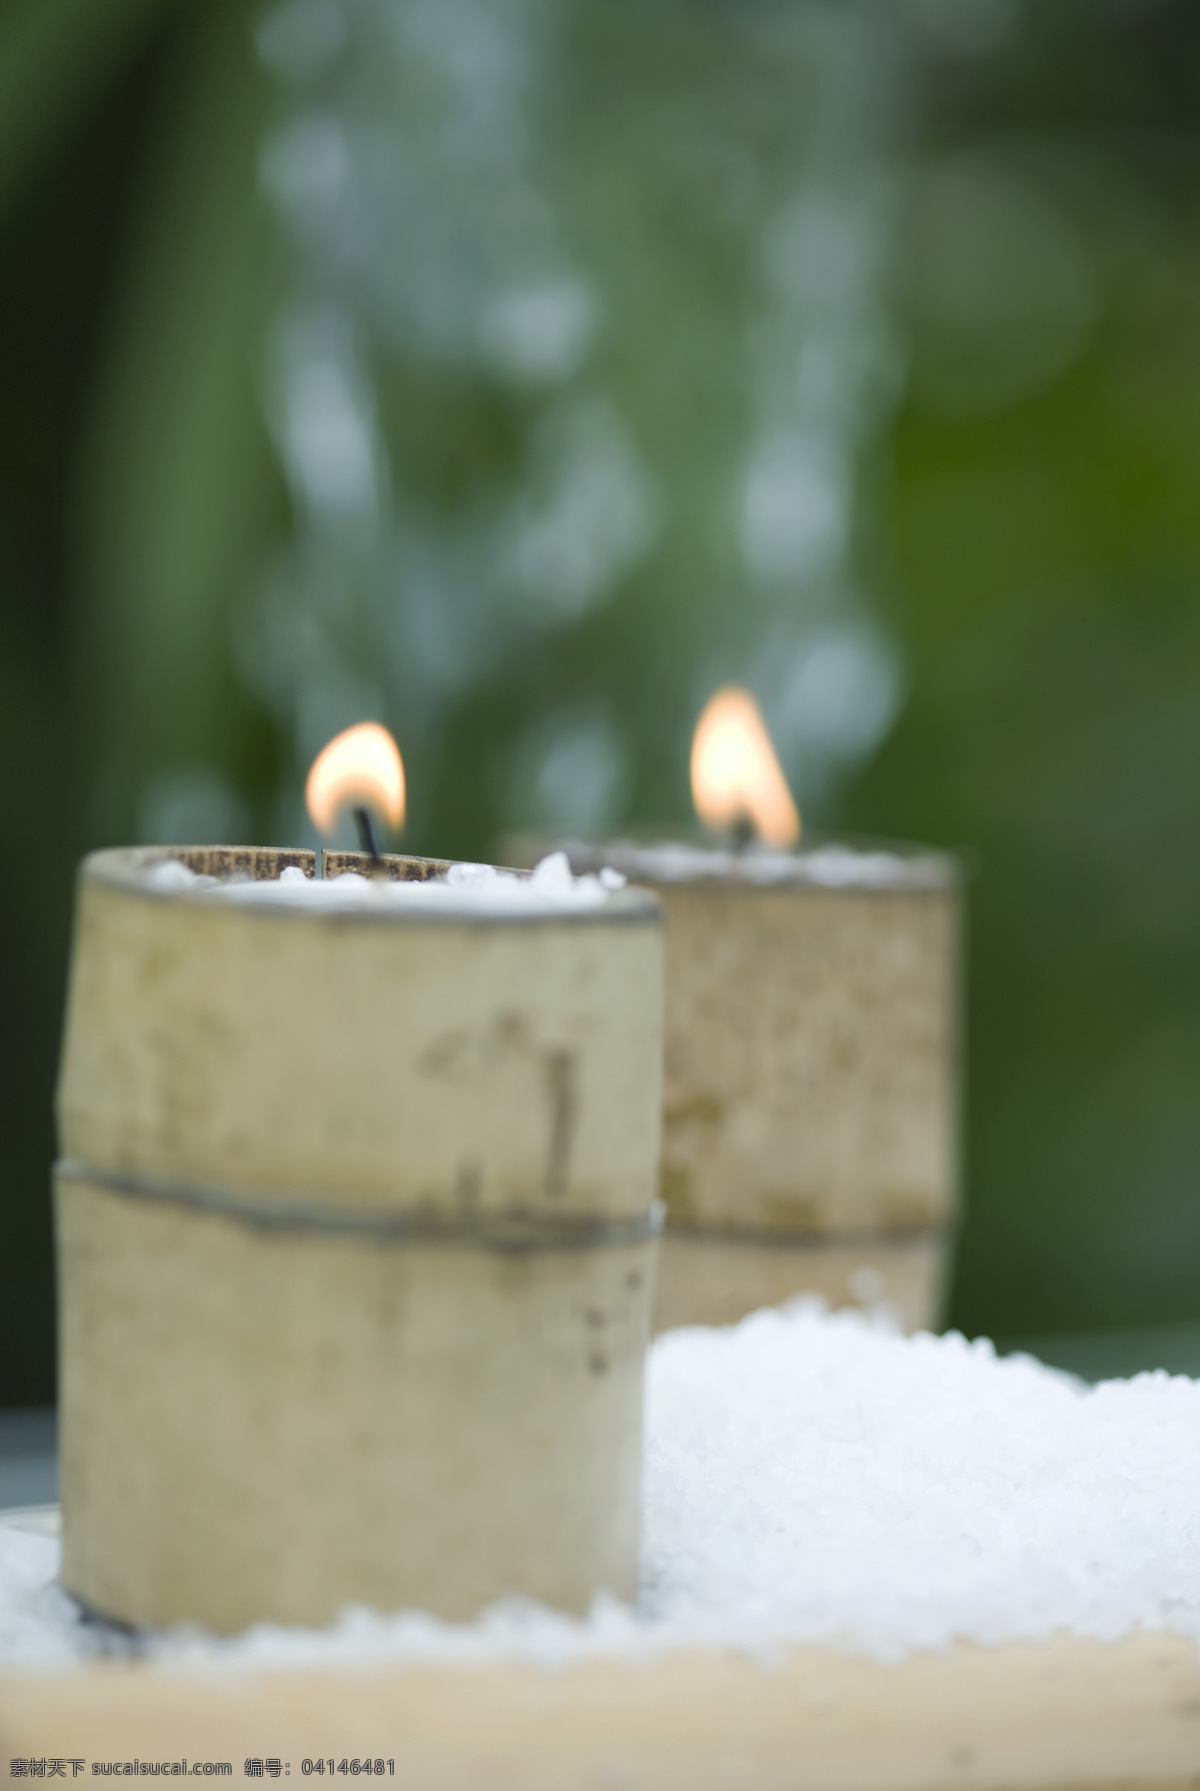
[352,806,383,861]
[730,813,756,854]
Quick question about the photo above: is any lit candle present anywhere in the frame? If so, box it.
[529,687,962,1335]
[54,727,665,1633]
[305,720,405,861]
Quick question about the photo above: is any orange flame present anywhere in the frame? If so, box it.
[305,723,406,838]
[690,687,800,849]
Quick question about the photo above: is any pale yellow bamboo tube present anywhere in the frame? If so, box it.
[654,1230,949,1336]
[515,840,962,1334]
[54,846,665,1633]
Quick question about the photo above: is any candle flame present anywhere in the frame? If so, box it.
[690,687,800,848]
[305,723,406,838]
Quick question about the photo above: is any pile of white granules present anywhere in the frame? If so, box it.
[4,1300,1200,1671]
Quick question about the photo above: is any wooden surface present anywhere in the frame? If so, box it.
[3,1630,1200,1789]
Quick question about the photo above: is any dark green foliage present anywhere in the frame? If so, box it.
[846,3,1200,1340]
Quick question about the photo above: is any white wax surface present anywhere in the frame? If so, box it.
[143,852,627,913]
[4,1302,1200,1670]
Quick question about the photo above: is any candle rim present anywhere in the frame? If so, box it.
[512,832,965,894]
[81,847,666,929]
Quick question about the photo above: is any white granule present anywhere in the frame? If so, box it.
[639,1303,1200,1658]
[4,1301,1200,1671]
[0,1528,82,1670]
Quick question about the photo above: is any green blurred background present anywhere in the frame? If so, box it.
[3,0,1199,1406]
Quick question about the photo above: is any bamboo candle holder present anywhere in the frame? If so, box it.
[54,846,664,1634]
[531,841,962,1334]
